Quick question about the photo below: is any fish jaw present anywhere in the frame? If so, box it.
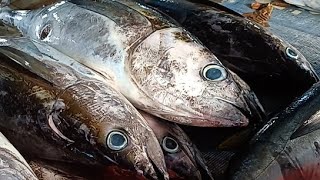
[139,110,205,179]
[113,128,169,180]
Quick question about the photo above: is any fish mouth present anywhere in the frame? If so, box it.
[159,98,251,127]
[243,92,266,123]
[128,133,169,180]
[126,147,169,180]
[145,145,169,180]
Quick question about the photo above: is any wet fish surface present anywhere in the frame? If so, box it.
[0,37,168,180]
[139,110,213,180]
[0,0,264,127]
[228,81,320,180]
[137,0,319,115]
[0,132,38,180]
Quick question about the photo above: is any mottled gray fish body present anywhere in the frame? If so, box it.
[0,37,168,180]
[0,0,262,127]
[0,133,38,180]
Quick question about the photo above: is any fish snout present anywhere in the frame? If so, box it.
[181,97,250,127]
[126,145,169,180]
[125,130,169,180]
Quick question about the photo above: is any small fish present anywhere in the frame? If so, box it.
[0,132,38,180]
[0,0,264,127]
[0,38,168,180]
[137,0,319,116]
[228,81,320,180]
[139,110,213,180]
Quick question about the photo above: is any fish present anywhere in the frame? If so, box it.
[0,0,264,127]
[228,81,320,180]
[0,132,38,180]
[136,0,319,115]
[0,37,168,180]
[139,110,213,180]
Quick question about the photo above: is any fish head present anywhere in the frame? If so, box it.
[52,80,169,180]
[94,119,169,180]
[130,27,262,127]
[140,111,213,180]
[279,41,319,82]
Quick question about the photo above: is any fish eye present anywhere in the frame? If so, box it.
[39,24,52,40]
[106,131,128,151]
[162,136,179,153]
[200,64,227,81]
[285,47,298,60]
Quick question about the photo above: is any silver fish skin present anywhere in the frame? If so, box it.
[139,110,214,180]
[0,0,262,127]
[229,82,320,180]
[0,37,168,180]
[0,132,38,180]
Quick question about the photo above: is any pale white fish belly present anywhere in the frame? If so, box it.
[0,132,38,180]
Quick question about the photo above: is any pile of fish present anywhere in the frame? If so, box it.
[0,0,318,179]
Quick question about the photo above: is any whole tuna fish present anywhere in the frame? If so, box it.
[139,110,213,180]
[0,38,168,179]
[0,132,38,180]
[228,81,320,180]
[0,0,264,127]
[136,0,319,115]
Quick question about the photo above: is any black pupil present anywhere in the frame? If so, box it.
[205,68,222,80]
[288,48,297,57]
[111,133,125,147]
[165,138,177,150]
[40,25,51,40]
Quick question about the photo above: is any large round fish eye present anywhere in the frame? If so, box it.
[201,64,227,81]
[162,136,179,153]
[106,131,128,151]
[285,47,299,60]
[39,24,52,40]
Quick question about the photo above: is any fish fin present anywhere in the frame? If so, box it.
[291,116,320,139]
